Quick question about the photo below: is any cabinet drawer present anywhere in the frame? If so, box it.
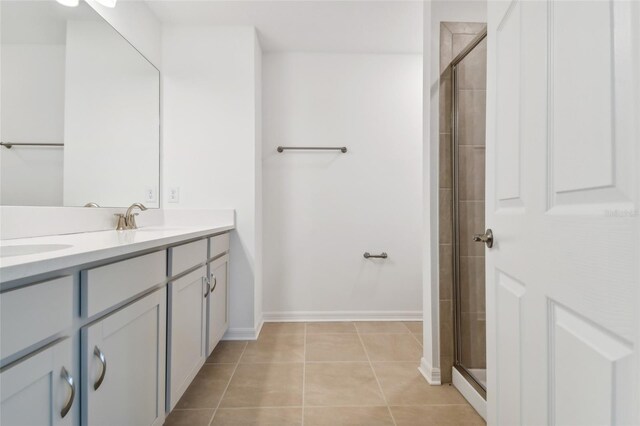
[81,251,166,318]
[208,232,230,259]
[0,276,73,360]
[169,239,207,276]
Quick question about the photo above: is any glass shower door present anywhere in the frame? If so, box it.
[451,31,487,393]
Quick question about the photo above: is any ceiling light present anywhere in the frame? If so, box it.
[56,0,79,7]
[95,0,117,7]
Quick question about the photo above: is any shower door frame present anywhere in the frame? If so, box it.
[450,28,488,399]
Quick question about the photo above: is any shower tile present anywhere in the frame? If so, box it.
[457,37,487,90]
[440,355,453,384]
[439,133,453,189]
[459,201,485,257]
[439,300,454,359]
[440,24,454,74]
[458,146,485,201]
[439,189,453,244]
[439,244,453,300]
[452,33,478,59]
[458,90,486,146]
[460,313,486,369]
[460,256,485,314]
[444,22,487,36]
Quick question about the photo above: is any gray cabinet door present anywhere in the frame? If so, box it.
[167,266,207,411]
[207,254,229,355]
[82,288,166,426]
[0,339,75,426]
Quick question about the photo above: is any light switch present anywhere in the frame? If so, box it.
[168,187,180,203]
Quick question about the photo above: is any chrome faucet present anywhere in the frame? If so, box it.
[124,203,147,229]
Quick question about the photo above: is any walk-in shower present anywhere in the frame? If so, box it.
[438,22,487,397]
[451,29,487,396]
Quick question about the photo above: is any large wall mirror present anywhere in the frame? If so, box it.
[0,0,160,208]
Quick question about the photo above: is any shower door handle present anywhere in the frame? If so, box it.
[473,229,493,248]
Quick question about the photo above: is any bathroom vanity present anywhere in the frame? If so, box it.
[0,224,233,426]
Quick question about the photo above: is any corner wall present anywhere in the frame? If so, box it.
[162,26,263,338]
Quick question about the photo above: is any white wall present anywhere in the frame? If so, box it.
[421,0,487,383]
[262,53,423,320]
[162,26,263,337]
[0,45,65,206]
[85,0,162,69]
[63,20,160,208]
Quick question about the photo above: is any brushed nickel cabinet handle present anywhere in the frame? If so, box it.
[60,367,75,418]
[363,252,388,259]
[210,275,217,293]
[93,346,107,391]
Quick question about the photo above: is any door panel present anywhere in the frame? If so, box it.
[0,339,74,426]
[168,266,207,410]
[486,0,639,425]
[208,254,229,354]
[83,289,166,426]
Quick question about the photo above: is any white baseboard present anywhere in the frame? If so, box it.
[262,311,422,322]
[223,318,264,341]
[452,367,487,421]
[418,357,441,385]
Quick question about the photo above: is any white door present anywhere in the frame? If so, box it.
[486,1,639,425]
[82,288,166,426]
[167,266,207,410]
[0,339,75,426]
[207,254,229,355]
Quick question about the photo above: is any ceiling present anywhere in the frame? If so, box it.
[146,0,423,54]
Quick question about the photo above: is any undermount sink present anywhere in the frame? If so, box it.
[0,244,73,258]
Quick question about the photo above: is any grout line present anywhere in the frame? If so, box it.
[207,341,249,426]
[355,325,398,426]
[301,322,307,425]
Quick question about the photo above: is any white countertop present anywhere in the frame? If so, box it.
[0,223,234,283]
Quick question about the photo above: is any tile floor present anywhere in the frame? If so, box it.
[165,321,485,426]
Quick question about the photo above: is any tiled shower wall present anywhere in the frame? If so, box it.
[438,22,486,384]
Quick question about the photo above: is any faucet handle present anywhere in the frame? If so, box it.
[114,214,127,231]
[127,213,140,230]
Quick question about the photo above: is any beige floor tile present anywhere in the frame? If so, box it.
[206,341,248,364]
[373,363,466,405]
[241,334,305,363]
[176,364,236,409]
[391,405,485,425]
[211,407,302,426]
[306,334,367,362]
[354,321,410,334]
[220,363,303,407]
[304,406,394,426]
[306,322,357,334]
[164,409,214,426]
[412,333,423,346]
[360,334,422,362]
[403,321,423,334]
[304,363,386,407]
[260,322,305,336]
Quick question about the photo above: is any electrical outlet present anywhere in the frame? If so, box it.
[168,187,180,203]
[144,188,156,203]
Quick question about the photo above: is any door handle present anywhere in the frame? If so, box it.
[473,229,494,248]
[204,276,211,298]
[60,367,75,418]
[210,275,217,293]
[93,346,107,390]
